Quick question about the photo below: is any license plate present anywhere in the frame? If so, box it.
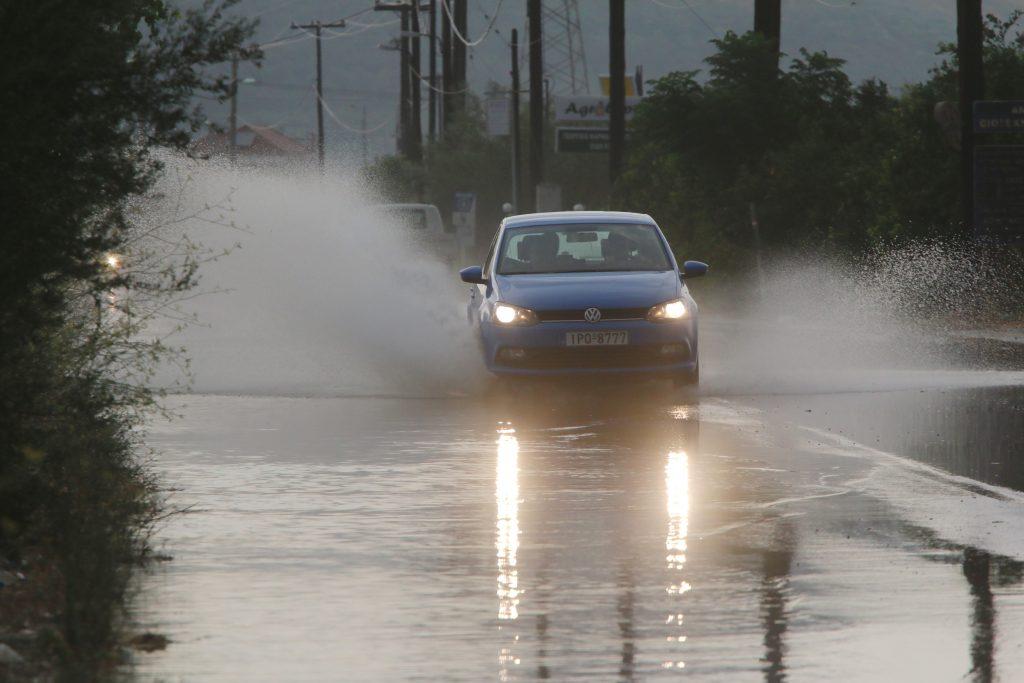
[565,330,629,346]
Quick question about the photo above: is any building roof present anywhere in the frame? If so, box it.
[192,124,309,157]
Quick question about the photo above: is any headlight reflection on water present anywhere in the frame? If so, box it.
[496,429,522,681]
[664,450,691,670]
[496,431,521,621]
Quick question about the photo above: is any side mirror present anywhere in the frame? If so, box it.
[460,265,487,284]
[681,260,709,279]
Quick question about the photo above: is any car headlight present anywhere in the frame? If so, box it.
[493,302,538,326]
[647,298,688,322]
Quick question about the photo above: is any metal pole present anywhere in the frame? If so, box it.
[528,0,543,209]
[291,19,345,171]
[754,0,782,68]
[453,0,467,113]
[957,0,985,234]
[362,105,368,169]
[410,4,423,162]
[228,55,238,163]
[315,23,325,170]
[400,9,410,157]
[609,0,625,183]
[428,0,437,142]
[511,29,521,213]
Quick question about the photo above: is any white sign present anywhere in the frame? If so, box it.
[452,192,477,248]
[553,95,643,124]
[485,97,510,136]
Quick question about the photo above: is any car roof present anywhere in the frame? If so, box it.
[374,203,438,211]
[502,210,656,229]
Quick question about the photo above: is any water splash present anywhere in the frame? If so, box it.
[700,243,1024,396]
[146,154,484,397]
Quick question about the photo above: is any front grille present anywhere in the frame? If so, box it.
[496,344,690,370]
[535,307,647,322]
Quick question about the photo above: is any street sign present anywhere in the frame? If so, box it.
[553,96,642,124]
[973,145,1024,243]
[485,97,510,136]
[535,182,562,212]
[452,192,477,248]
[555,127,633,153]
[973,101,1024,133]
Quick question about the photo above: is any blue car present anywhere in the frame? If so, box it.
[459,211,708,385]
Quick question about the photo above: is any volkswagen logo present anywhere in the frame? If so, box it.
[583,307,602,323]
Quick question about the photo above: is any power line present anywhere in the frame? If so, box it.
[313,86,393,134]
[648,0,718,38]
[680,0,719,37]
[409,62,469,94]
[440,0,505,47]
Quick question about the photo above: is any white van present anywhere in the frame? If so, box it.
[376,203,457,263]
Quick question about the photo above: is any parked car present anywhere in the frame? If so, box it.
[459,211,708,385]
[376,203,457,263]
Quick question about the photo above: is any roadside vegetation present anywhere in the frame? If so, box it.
[0,1,256,678]
[370,11,1024,313]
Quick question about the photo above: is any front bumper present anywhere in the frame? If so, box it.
[480,318,698,377]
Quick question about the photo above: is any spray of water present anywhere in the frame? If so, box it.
[701,245,1024,395]
[146,154,484,397]
[141,154,1021,399]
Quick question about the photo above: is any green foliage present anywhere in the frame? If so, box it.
[0,0,257,674]
[620,14,1024,266]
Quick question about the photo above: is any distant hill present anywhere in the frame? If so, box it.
[203,0,1020,160]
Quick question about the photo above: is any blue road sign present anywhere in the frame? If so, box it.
[973,101,1024,133]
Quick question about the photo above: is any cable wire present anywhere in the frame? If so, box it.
[409,63,471,95]
[440,0,505,47]
[313,86,392,134]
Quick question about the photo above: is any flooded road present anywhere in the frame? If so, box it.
[132,380,1024,681]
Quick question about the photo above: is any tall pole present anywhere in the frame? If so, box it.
[958,0,985,233]
[441,0,453,132]
[228,55,238,163]
[400,9,410,157]
[453,0,468,114]
[609,0,625,184]
[361,105,369,169]
[314,24,325,169]
[292,19,345,171]
[428,0,437,142]
[528,0,543,210]
[754,0,782,67]
[511,29,522,213]
[410,5,423,162]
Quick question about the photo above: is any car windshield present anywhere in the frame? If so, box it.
[384,208,427,230]
[496,223,671,274]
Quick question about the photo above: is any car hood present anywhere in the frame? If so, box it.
[493,271,681,310]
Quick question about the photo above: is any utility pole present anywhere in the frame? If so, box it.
[957,0,985,233]
[754,0,782,67]
[410,5,423,161]
[377,2,431,157]
[428,0,437,142]
[511,29,522,212]
[400,10,410,156]
[361,105,369,169]
[291,19,346,170]
[441,0,453,132]
[228,55,239,163]
[453,0,468,114]
[528,0,544,209]
[609,0,625,184]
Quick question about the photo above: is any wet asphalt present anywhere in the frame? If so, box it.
[130,377,1024,682]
